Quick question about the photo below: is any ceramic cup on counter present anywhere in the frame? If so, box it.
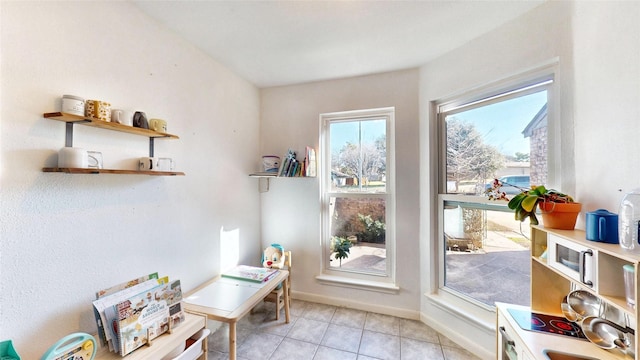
[85,99,111,121]
[149,118,167,133]
[111,109,134,126]
[138,157,174,172]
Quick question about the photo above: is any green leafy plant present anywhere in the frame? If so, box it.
[331,236,352,267]
[486,179,574,225]
[357,214,386,243]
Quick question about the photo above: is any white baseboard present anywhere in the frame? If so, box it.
[419,305,495,360]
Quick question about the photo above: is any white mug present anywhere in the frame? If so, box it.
[111,109,134,126]
[87,151,103,169]
[58,147,88,168]
[139,157,174,172]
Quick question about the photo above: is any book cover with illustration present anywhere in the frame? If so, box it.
[115,280,184,356]
[221,265,279,283]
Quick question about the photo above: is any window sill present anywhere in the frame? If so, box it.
[315,274,400,294]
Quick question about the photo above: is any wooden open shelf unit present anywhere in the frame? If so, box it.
[43,112,184,176]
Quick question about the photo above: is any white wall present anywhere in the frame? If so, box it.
[0,2,260,358]
[259,69,421,315]
[420,1,640,358]
[572,1,640,210]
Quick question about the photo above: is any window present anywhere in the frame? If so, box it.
[319,108,395,286]
[437,76,553,309]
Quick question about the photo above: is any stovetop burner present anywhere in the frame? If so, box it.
[507,308,588,340]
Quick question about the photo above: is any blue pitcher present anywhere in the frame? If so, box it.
[586,209,619,243]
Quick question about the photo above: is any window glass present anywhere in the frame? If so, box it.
[329,197,386,274]
[330,119,386,193]
[439,84,549,308]
[321,108,394,281]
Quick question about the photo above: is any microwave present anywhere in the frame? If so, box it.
[547,234,597,290]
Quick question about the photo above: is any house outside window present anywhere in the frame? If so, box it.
[319,108,396,287]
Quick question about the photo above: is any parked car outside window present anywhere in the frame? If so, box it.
[486,175,530,194]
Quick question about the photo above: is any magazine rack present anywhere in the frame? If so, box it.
[94,311,207,360]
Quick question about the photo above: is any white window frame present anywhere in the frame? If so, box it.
[316,107,398,292]
[430,67,560,325]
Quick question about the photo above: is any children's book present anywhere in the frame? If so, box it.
[221,265,279,283]
[306,146,316,177]
[115,279,184,356]
[95,273,159,299]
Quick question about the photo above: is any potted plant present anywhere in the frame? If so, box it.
[487,179,582,230]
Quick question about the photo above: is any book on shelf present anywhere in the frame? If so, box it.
[279,149,297,177]
[221,265,279,283]
[95,272,159,299]
[115,279,184,356]
[306,146,316,177]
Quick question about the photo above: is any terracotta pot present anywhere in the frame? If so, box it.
[539,201,582,230]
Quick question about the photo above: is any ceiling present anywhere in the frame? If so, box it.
[133,1,545,88]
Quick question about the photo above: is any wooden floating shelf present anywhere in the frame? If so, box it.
[43,167,185,176]
[43,112,179,139]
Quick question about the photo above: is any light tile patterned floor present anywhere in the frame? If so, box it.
[206,299,482,360]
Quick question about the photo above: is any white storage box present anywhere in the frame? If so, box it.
[169,328,210,360]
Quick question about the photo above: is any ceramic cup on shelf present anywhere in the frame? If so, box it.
[133,111,149,129]
[138,157,174,172]
[262,155,280,173]
[149,118,167,133]
[85,99,111,121]
[111,109,134,126]
[624,264,635,308]
[87,151,103,169]
[58,147,88,168]
[61,95,85,116]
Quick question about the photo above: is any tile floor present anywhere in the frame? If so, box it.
[206,299,483,360]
